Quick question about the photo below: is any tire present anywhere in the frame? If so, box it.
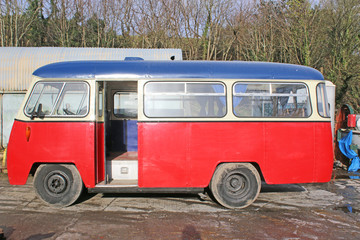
[33,164,84,207]
[210,163,261,209]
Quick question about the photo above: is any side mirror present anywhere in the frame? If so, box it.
[37,104,45,118]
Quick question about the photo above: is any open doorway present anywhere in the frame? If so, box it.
[104,81,138,185]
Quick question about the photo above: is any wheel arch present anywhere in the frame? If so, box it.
[31,162,77,175]
[208,161,264,187]
[30,162,87,186]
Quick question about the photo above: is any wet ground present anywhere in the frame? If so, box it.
[0,170,359,240]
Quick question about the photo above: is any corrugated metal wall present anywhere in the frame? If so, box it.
[0,47,182,148]
[0,47,182,91]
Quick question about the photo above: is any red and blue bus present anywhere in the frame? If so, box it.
[6,60,333,208]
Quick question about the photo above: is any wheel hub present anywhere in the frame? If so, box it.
[45,172,69,195]
[48,175,66,193]
[230,177,242,189]
[226,174,246,194]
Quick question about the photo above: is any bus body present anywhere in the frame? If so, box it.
[6,61,333,208]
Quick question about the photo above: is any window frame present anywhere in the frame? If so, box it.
[232,81,312,118]
[143,81,227,118]
[24,81,90,118]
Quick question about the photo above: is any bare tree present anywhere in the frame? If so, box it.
[0,0,42,46]
[322,0,360,109]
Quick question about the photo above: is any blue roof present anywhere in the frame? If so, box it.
[33,60,324,80]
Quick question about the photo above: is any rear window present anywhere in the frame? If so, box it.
[25,82,89,117]
[144,82,226,118]
[316,83,330,118]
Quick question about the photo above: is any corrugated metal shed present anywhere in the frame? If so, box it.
[0,47,182,91]
[0,47,182,148]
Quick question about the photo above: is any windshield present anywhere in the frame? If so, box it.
[25,82,89,117]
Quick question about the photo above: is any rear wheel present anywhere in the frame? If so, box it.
[33,164,83,206]
[210,163,261,209]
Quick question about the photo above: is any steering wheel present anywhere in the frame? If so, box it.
[63,108,75,115]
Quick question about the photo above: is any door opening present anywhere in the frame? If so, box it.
[104,81,138,186]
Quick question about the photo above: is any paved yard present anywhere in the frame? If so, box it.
[0,171,359,239]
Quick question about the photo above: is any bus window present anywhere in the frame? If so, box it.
[25,82,89,117]
[316,83,330,118]
[233,82,311,118]
[114,92,138,118]
[144,82,226,118]
[54,83,89,116]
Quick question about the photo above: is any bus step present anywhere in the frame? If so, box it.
[106,160,138,181]
[96,179,138,187]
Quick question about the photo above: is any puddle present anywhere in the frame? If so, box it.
[260,183,305,193]
[349,176,360,179]
[332,168,360,179]
[334,174,360,180]
[335,204,358,214]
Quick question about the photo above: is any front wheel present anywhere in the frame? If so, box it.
[33,164,83,206]
[210,163,261,209]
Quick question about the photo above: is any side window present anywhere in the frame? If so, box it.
[25,82,89,117]
[114,92,138,118]
[316,83,330,118]
[144,82,226,118]
[233,82,311,118]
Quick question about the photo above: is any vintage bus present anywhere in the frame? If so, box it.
[6,60,333,209]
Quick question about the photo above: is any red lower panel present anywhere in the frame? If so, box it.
[138,122,333,187]
[7,120,96,187]
[8,120,333,189]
